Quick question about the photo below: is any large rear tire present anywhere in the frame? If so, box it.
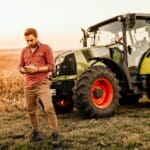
[147,93,150,99]
[73,66,120,118]
[147,76,150,99]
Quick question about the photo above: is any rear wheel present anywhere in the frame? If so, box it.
[73,66,120,118]
[147,93,150,99]
[147,76,150,99]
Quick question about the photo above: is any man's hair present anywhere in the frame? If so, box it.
[24,28,38,38]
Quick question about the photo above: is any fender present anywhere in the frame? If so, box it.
[138,49,150,75]
[90,57,132,90]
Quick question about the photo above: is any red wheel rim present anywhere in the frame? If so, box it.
[91,77,113,108]
[56,99,69,107]
[55,94,71,107]
[56,99,65,106]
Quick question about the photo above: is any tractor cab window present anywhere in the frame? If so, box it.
[127,19,150,67]
[87,21,123,47]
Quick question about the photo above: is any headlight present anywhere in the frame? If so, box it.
[55,56,65,65]
[55,65,60,75]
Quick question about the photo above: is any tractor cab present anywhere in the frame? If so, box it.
[81,13,150,68]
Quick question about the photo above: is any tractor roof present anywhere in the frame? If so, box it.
[88,13,150,32]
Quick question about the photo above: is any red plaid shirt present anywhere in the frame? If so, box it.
[19,42,54,87]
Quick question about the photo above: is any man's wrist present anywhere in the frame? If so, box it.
[36,66,49,72]
[37,67,40,72]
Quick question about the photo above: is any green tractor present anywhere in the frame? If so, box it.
[51,13,150,118]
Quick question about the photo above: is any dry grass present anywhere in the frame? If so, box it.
[0,49,63,112]
[0,52,24,97]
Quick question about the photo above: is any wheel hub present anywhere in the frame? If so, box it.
[93,88,103,98]
[91,77,113,108]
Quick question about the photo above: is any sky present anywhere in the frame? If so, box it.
[0,0,149,50]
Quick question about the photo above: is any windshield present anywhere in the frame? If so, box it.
[87,21,123,46]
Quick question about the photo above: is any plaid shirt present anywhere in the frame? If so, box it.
[19,42,54,87]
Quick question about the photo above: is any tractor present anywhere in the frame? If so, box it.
[51,13,150,118]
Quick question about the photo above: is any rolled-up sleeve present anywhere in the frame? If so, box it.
[45,46,54,72]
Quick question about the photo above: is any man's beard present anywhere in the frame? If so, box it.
[30,42,38,48]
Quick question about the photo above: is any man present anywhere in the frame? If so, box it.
[19,28,59,145]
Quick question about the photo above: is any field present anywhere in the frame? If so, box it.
[0,49,63,112]
[1,50,150,149]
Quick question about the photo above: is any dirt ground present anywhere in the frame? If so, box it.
[0,50,150,149]
[1,100,150,150]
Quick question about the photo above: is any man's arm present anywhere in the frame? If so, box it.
[25,65,48,73]
[38,66,49,72]
[19,49,28,74]
[39,45,54,72]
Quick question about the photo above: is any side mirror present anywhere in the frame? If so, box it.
[128,45,132,55]
[81,28,88,47]
[126,14,136,28]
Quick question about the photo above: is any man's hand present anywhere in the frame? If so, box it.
[20,67,28,74]
[25,64,38,73]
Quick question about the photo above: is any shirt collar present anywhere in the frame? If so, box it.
[27,41,41,52]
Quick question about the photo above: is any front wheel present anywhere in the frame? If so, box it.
[38,95,74,114]
[52,93,74,114]
[73,66,120,118]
